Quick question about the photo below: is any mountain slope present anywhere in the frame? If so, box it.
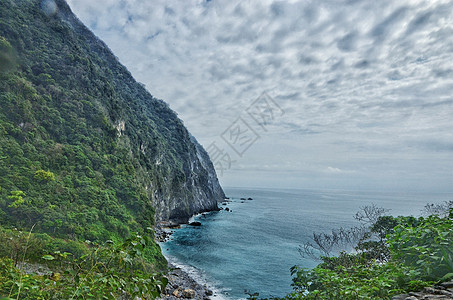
[0,0,224,249]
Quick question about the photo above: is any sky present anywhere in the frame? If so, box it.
[65,0,453,192]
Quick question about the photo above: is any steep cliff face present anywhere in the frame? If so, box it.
[0,0,224,242]
[154,134,225,224]
[156,135,225,224]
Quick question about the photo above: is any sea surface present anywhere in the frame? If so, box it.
[160,187,453,299]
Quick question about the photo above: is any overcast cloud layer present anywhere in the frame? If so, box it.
[66,0,453,192]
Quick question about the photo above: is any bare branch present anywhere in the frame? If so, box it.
[298,226,367,260]
[354,203,390,225]
[422,200,453,217]
[298,204,389,260]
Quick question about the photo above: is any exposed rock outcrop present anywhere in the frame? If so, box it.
[392,282,453,300]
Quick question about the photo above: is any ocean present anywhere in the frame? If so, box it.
[160,187,453,299]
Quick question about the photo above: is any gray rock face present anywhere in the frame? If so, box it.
[392,284,453,300]
[150,135,224,225]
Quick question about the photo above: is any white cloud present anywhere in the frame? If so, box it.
[325,167,354,174]
[66,0,453,191]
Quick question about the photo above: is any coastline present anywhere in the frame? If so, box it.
[156,211,230,300]
[158,258,228,300]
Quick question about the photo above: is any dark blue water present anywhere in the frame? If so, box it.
[161,187,452,299]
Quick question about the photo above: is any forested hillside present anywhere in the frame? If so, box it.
[0,0,223,260]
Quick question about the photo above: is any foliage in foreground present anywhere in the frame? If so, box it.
[0,232,167,299]
[285,205,453,299]
[389,214,453,281]
[287,261,430,299]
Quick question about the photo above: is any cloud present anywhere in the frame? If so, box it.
[369,6,409,42]
[325,167,354,174]
[337,31,358,52]
[66,0,453,191]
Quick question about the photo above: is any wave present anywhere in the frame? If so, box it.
[162,252,233,300]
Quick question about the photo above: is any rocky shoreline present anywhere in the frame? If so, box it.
[155,225,225,300]
[392,282,453,300]
[158,262,218,300]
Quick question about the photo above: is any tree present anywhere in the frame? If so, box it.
[0,36,16,73]
[7,190,27,208]
[33,169,55,183]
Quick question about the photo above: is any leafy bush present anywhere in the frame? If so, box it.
[33,170,55,183]
[0,35,16,73]
[288,261,431,300]
[6,191,27,208]
[388,211,453,281]
[285,207,452,299]
[0,233,168,299]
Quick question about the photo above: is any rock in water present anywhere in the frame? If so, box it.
[188,221,202,226]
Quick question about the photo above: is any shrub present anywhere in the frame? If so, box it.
[286,207,452,299]
[0,233,168,299]
[388,212,453,281]
[33,169,55,183]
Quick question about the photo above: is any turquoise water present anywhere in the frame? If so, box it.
[161,187,453,299]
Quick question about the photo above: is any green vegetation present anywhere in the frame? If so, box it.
[33,170,55,183]
[389,214,453,281]
[0,231,167,299]
[284,204,453,299]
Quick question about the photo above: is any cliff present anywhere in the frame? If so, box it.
[0,0,224,245]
